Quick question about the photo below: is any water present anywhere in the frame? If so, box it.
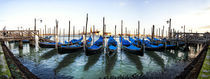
[5,36,203,79]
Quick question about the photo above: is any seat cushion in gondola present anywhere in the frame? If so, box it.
[40,42,62,45]
[108,37,117,46]
[109,45,117,50]
[166,45,175,47]
[61,45,81,48]
[88,45,100,49]
[126,45,141,50]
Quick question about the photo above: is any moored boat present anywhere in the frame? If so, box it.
[64,36,83,45]
[107,36,117,54]
[39,42,62,48]
[22,40,30,43]
[58,45,83,53]
[144,40,164,51]
[58,36,92,53]
[129,36,142,47]
[85,36,103,55]
[120,36,143,55]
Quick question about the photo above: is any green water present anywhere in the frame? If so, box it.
[5,37,202,79]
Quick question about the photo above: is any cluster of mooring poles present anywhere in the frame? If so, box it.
[12,14,190,52]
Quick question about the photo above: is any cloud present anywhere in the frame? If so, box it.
[194,7,210,16]
[205,7,210,10]
[0,19,6,22]
[119,2,126,7]
[144,0,149,4]
[200,25,210,29]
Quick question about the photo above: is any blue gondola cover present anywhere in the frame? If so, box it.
[126,45,141,50]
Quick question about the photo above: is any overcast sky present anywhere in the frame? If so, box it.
[0,0,210,35]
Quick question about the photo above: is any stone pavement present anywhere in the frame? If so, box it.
[0,45,11,79]
[198,47,210,79]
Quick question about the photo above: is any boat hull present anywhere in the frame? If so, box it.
[58,46,83,53]
[22,40,30,43]
[85,46,103,56]
[145,46,164,51]
[39,43,56,48]
[166,45,177,49]
[123,46,143,55]
[107,46,117,55]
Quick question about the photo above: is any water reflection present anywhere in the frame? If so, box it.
[40,49,57,60]
[105,53,117,76]
[124,52,143,74]
[54,51,82,72]
[188,46,200,59]
[84,53,102,71]
[162,50,177,59]
[6,38,204,79]
[19,48,23,57]
[28,47,41,64]
[146,51,165,70]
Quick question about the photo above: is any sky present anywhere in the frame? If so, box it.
[0,0,210,35]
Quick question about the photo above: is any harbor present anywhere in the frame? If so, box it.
[1,0,210,79]
[0,20,209,78]
[0,36,208,79]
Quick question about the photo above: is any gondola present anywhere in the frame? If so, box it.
[85,36,103,55]
[86,36,92,47]
[133,37,164,50]
[39,42,62,48]
[58,44,83,53]
[151,37,178,49]
[143,39,164,51]
[22,40,30,43]
[64,36,83,45]
[120,36,143,55]
[165,44,176,49]
[145,37,178,50]
[107,36,117,54]
[43,36,52,39]
[58,36,92,53]
[129,36,141,47]
[146,37,162,45]
[178,41,185,47]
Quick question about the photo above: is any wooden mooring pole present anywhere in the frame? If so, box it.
[143,28,145,37]
[159,28,160,38]
[138,21,140,39]
[84,13,88,51]
[63,28,65,43]
[93,25,95,44]
[121,20,123,48]
[184,25,186,42]
[55,20,59,49]
[125,27,127,39]
[115,25,116,39]
[54,26,55,40]
[103,17,105,47]
[162,26,164,38]
[34,18,36,31]
[29,18,36,47]
[19,40,23,49]
[151,25,155,42]
[167,18,172,39]
[45,25,46,37]
[68,20,71,42]
[73,26,75,39]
